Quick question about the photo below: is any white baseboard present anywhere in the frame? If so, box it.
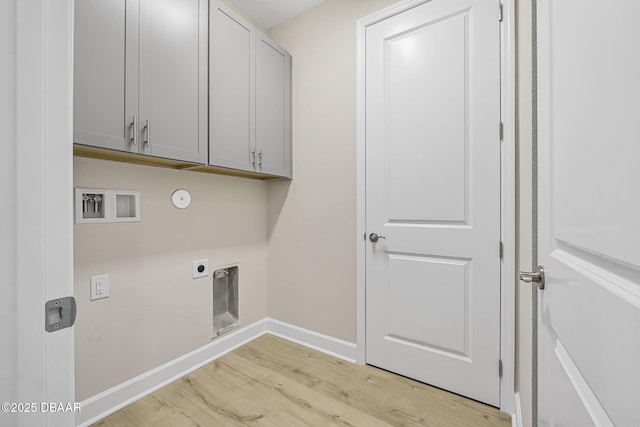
[266,317,358,363]
[513,391,523,427]
[76,319,269,427]
[76,318,359,426]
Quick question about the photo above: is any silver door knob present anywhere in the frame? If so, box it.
[369,233,386,242]
[520,266,545,290]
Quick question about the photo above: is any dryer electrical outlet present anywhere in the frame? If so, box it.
[192,259,209,279]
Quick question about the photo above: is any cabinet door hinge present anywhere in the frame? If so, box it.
[498,3,504,22]
[499,359,503,378]
[499,121,504,141]
[499,241,504,260]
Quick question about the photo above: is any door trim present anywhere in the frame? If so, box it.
[355,0,516,413]
[16,0,75,425]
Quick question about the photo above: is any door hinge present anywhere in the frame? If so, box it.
[499,121,504,141]
[499,241,504,260]
[498,3,504,22]
[499,360,503,378]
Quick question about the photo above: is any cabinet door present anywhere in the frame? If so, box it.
[74,0,137,151]
[138,0,208,163]
[255,33,292,178]
[209,1,255,171]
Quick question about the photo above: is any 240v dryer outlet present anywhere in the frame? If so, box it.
[192,259,209,279]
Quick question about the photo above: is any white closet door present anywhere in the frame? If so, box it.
[365,0,502,406]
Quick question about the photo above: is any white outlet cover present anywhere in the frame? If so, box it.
[90,274,109,301]
[193,259,209,279]
[172,189,191,209]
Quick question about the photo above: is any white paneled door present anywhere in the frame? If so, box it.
[537,1,640,425]
[365,0,501,406]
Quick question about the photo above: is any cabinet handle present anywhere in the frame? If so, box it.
[258,149,263,167]
[143,119,150,147]
[251,150,256,165]
[129,115,138,145]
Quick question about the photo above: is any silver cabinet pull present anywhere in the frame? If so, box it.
[251,150,256,165]
[520,266,545,290]
[369,233,386,242]
[258,149,263,166]
[129,115,138,145]
[143,119,150,147]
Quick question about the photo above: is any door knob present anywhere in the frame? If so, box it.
[369,233,386,243]
[520,266,545,290]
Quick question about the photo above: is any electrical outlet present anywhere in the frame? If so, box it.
[192,259,209,279]
[90,274,109,300]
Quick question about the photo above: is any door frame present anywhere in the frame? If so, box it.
[355,0,516,413]
[15,0,75,426]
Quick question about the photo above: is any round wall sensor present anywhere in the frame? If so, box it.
[171,189,191,209]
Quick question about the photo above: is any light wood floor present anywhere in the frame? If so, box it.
[92,334,511,426]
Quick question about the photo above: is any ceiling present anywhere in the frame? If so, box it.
[227,0,327,29]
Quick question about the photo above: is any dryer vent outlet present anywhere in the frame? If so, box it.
[212,266,239,337]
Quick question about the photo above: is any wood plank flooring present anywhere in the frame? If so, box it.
[92,334,511,427]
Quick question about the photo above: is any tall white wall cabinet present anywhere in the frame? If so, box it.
[210,1,292,178]
[74,0,292,179]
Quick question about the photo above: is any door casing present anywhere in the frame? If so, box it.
[355,0,516,413]
[15,0,75,426]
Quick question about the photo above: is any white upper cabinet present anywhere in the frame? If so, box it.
[75,0,290,178]
[74,0,208,164]
[74,0,128,151]
[210,0,292,178]
[255,32,292,178]
[209,2,255,171]
[137,0,208,163]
